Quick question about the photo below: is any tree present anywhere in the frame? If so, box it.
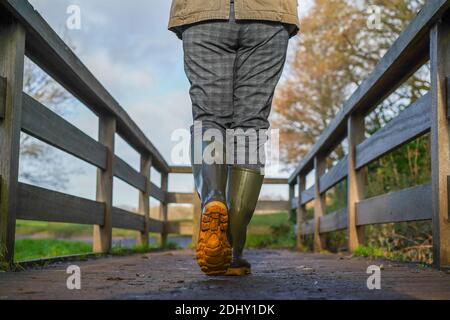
[273,0,427,170]
[20,57,73,190]
[275,0,432,261]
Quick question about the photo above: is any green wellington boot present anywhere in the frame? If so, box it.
[192,138,232,276]
[226,166,264,276]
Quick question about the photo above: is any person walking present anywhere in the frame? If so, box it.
[168,0,299,276]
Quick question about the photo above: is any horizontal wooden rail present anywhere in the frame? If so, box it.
[150,182,166,203]
[299,184,432,235]
[113,156,146,192]
[256,200,290,212]
[320,208,348,234]
[302,220,314,236]
[16,182,168,234]
[21,93,108,169]
[356,184,432,226]
[149,218,164,234]
[356,93,431,170]
[17,183,105,225]
[289,0,450,183]
[111,207,145,232]
[319,156,348,194]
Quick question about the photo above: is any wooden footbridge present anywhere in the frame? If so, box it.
[0,0,450,299]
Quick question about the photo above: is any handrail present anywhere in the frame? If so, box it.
[288,0,450,184]
[0,0,300,266]
[287,0,450,269]
[1,0,449,270]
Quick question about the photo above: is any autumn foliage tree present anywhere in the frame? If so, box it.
[273,0,427,168]
[274,0,433,262]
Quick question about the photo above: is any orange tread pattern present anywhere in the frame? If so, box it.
[225,267,251,276]
[196,201,231,276]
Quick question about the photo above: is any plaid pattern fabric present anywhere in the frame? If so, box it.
[182,3,289,170]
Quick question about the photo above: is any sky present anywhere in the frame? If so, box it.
[24,0,314,208]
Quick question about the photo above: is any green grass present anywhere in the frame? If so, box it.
[353,245,385,259]
[14,239,92,262]
[245,212,296,249]
[15,220,141,238]
[13,238,179,264]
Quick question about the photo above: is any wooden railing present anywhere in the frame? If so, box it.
[288,0,450,269]
[0,0,291,265]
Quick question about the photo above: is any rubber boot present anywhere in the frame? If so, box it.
[192,138,231,276]
[226,166,264,276]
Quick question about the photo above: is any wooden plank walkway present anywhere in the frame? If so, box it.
[0,250,449,300]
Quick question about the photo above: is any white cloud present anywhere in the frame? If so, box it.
[83,49,154,97]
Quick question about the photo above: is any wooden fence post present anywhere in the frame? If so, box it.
[0,17,25,266]
[288,182,295,245]
[347,113,365,252]
[138,155,151,248]
[296,175,306,250]
[192,188,201,249]
[93,115,115,253]
[160,172,169,247]
[430,20,450,270]
[314,155,326,252]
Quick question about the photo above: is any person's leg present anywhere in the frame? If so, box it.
[226,21,290,275]
[182,20,238,276]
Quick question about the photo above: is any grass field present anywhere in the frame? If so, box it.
[14,239,92,262]
[13,212,294,262]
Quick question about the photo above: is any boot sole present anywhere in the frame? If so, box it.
[225,267,251,276]
[196,201,231,276]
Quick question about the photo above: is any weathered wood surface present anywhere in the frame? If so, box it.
[160,173,169,246]
[113,155,146,192]
[2,250,450,300]
[170,166,192,174]
[138,155,151,246]
[291,197,299,210]
[0,0,169,173]
[296,175,307,249]
[319,155,348,194]
[17,183,104,225]
[150,182,165,203]
[0,18,25,264]
[356,93,431,169]
[111,207,144,232]
[347,114,365,252]
[256,200,290,212]
[430,20,450,269]
[289,0,450,184]
[166,221,194,236]
[21,93,107,169]
[320,208,348,234]
[166,192,194,204]
[356,184,432,226]
[301,220,314,236]
[191,188,201,248]
[93,115,115,253]
[313,156,326,252]
[301,186,314,205]
[149,218,164,234]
